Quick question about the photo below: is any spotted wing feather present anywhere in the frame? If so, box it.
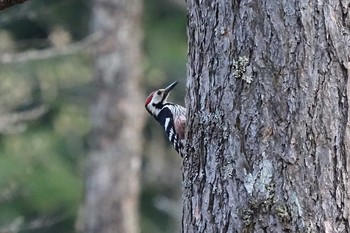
[156,104,186,156]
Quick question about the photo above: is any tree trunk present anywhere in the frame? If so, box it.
[183,0,350,232]
[84,0,144,233]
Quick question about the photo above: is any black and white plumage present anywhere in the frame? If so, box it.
[145,81,186,156]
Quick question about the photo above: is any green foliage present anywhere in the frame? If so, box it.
[140,187,171,233]
[1,129,81,212]
[0,53,91,231]
[143,0,187,90]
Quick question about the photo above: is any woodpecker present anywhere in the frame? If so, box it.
[145,81,186,157]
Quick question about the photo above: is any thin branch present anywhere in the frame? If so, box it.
[0,33,101,64]
[0,105,48,134]
[0,0,29,10]
[25,214,69,231]
[0,183,20,204]
[0,213,69,233]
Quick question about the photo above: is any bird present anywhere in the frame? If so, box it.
[145,81,186,157]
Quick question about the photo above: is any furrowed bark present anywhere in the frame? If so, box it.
[183,0,350,232]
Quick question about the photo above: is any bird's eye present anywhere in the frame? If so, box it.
[157,91,161,95]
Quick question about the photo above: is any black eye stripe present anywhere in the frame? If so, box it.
[157,91,161,95]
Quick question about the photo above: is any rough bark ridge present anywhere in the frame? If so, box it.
[85,0,144,233]
[184,0,350,232]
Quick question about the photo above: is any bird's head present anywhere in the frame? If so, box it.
[145,81,178,116]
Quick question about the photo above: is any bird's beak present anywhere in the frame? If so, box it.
[163,81,178,96]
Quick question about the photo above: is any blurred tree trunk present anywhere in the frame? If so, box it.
[85,0,144,233]
[183,0,350,232]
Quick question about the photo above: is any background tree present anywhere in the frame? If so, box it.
[184,0,350,232]
[84,0,144,233]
